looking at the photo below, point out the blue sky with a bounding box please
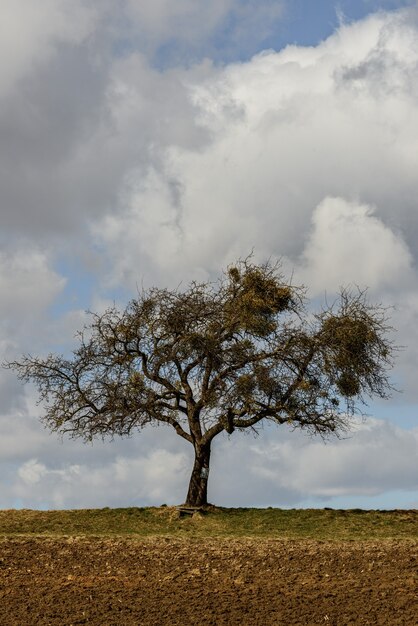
[280,0,415,45]
[240,0,415,53]
[0,0,417,510]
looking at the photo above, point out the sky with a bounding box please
[1,0,418,510]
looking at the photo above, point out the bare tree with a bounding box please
[5,258,396,507]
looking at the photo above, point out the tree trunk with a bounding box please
[185,442,211,507]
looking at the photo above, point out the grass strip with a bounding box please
[0,507,416,540]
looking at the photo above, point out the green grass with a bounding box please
[0,507,417,540]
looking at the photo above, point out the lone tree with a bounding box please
[6,258,395,507]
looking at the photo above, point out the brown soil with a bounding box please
[0,538,416,625]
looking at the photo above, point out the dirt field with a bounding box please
[0,537,416,625]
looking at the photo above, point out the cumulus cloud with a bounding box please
[247,419,418,497]
[94,8,418,290]
[2,417,417,509]
[298,196,414,294]
[0,38,212,242]
[210,418,418,506]
[0,422,191,509]
[13,448,188,509]
[0,0,287,242]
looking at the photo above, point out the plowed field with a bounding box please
[0,537,416,625]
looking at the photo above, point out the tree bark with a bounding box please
[185,442,211,507]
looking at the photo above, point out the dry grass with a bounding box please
[0,507,417,541]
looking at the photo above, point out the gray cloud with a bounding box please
[1,416,416,509]
[0,52,212,247]
[0,4,417,509]
[0,0,96,98]
[242,419,418,499]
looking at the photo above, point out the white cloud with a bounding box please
[211,418,418,505]
[297,196,414,294]
[18,459,48,485]
[9,441,190,509]
[2,416,417,509]
[95,9,418,291]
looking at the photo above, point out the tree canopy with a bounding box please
[6,258,396,507]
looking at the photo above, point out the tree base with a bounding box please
[178,502,219,513]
